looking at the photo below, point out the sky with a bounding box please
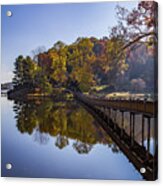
[1,1,138,83]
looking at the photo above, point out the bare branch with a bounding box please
[122,31,157,51]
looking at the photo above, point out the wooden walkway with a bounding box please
[74,92,158,181]
[75,93,157,117]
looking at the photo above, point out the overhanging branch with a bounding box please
[122,32,157,51]
[111,31,157,65]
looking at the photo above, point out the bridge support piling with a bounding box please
[114,109,117,123]
[130,112,132,140]
[107,108,111,124]
[147,117,151,156]
[131,113,135,146]
[112,109,116,130]
[102,107,105,119]
[154,116,158,160]
[133,114,135,141]
[129,112,135,146]
[142,115,145,147]
[121,111,124,137]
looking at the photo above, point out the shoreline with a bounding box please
[7,88,74,101]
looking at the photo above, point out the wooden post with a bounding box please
[113,110,116,130]
[107,108,110,123]
[144,98,147,113]
[131,113,135,146]
[103,107,106,120]
[130,112,132,139]
[142,115,144,147]
[147,117,151,155]
[114,109,117,123]
[109,107,111,118]
[133,113,135,140]
[154,116,158,160]
[105,107,108,120]
[121,111,124,137]
[102,107,105,119]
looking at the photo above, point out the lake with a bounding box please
[1,96,143,180]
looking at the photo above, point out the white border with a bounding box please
[0,0,162,186]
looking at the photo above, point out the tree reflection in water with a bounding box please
[33,128,49,145]
[13,99,120,154]
[73,141,93,154]
[55,135,69,149]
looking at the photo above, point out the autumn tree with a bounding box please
[106,1,158,91]
[67,38,96,92]
[111,1,158,53]
[48,46,68,86]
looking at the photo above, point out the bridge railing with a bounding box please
[75,93,157,117]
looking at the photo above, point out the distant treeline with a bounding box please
[12,38,155,94]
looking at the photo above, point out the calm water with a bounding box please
[1,96,143,180]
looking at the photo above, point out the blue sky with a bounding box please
[1,1,138,83]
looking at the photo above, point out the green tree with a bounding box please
[13,55,24,87]
[13,55,37,88]
[23,56,38,86]
[53,41,66,51]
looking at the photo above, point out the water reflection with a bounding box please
[2,97,143,180]
[13,99,118,154]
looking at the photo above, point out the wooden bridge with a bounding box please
[76,94,157,117]
[74,93,158,181]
